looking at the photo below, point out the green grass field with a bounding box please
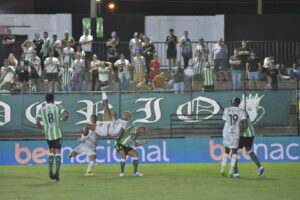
[0,163,299,200]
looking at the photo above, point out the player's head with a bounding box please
[121,111,131,121]
[136,126,147,136]
[45,93,54,103]
[90,114,98,124]
[231,97,241,107]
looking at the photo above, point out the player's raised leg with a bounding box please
[102,92,113,121]
[128,149,143,176]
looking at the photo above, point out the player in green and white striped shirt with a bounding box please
[36,93,69,181]
[201,62,215,90]
[114,126,147,177]
[233,111,264,177]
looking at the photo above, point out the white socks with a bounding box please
[87,161,95,173]
[230,154,237,171]
[102,92,107,100]
[221,153,228,170]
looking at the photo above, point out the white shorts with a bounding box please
[95,121,113,136]
[73,143,96,157]
[223,136,239,149]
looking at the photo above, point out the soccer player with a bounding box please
[233,112,264,177]
[68,115,98,176]
[220,98,247,177]
[114,126,147,177]
[36,93,69,181]
[82,92,131,138]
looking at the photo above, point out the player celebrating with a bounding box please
[233,112,264,177]
[36,93,69,181]
[115,126,147,177]
[82,92,131,138]
[68,115,98,176]
[220,98,247,177]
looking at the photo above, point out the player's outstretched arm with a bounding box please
[134,140,148,147]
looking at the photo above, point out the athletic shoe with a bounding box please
[220,169,226,176]
[233,173,240,178]
[53,172,59,182]
[67,154,72,159]
[228,170,234,178]
[257,167,264,176]
[85,172,95,176]
[134,172,143,177]
[120,173,124,177]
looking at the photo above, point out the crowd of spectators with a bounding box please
[0,28,297,93]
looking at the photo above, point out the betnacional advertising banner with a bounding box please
[0,137,299,165]
[0,91,293,132]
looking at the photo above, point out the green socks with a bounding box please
[55,154,61,174]
[48,153,54,177]
[133,158,138,174]
[249,151,261,168]
[120,159,126,173]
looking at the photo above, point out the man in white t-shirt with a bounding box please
[220,98,247,177]
[44,52,60,92]
[129,32,142,62]
[63,41,74,67]
[79,29,93,70]
[68,115,99,176]
[83,92,131,138]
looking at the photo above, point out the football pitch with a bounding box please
[1,163,299,200]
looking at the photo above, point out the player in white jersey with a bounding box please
[68,115,98,176]
[220,98,247,177]
[82,92,131,138]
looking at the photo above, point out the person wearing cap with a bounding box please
[195,38,209,61]
[61,31,75,48]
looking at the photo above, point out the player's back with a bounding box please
[222,106,246,138]
[39,103,64,140]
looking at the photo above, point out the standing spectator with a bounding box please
[29,51,42,92]
[114,54,131,91]
[129,32,142,62]
[246,51,261,89]
[229,48,243,90]
[59,62,74,92]
[90,54,100,91]
[202,62,215,91]
[63,41,74,68]
[212,38,228,81]
[180,31,192,69]
[61,31,75,48]
[166,29,178,70]
[142,36,156,77]
[191,51,205,90]
[262,54,275,80]
[106,31,120,83]
[44,52,60,92]
[16,53,30,92]
[97,61,112,91]
[51,34,62,61]
[132,51,146,89]
[41,32,52,68]
[172,61,184,93]
[7,53,18,67]
[0,59,15,91]
[0,59,9,77]
[79,29,93,70]
[21,40,36,61]
[239,40,250,80]
[266,62,279,90]
[288,64,300,80]
[2,29,16,58]
[149,54,160,82]
[72,52,85,91]
[195,38,209,61]
[152,72,166,91]
[32,33,44,60]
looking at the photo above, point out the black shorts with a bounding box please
[238,136,254,149]
[47,138,63,149]
[116,144,133,155]
[167,49,177,59]
[47,73,58,81]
